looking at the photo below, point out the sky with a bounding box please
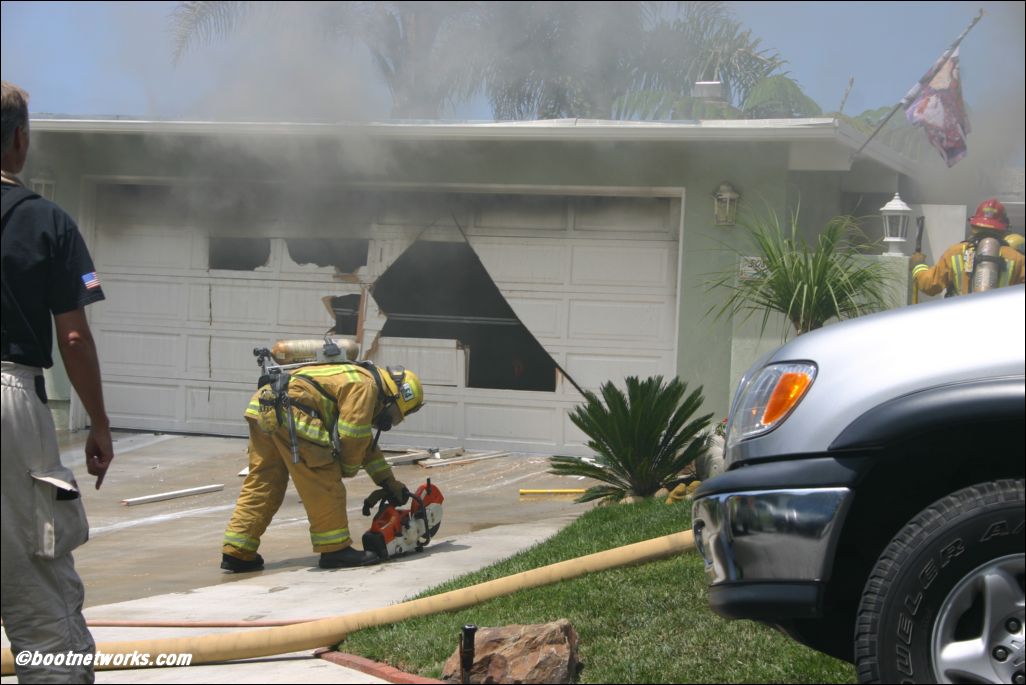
[1,1,1023,155]
[1,1,1022,120]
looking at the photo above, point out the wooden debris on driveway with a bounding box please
[420,451,510,468]
[121,484,225,506]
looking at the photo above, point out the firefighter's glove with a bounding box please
[911,252,927,267]
[362,488,389,517]
[382,477,411,506]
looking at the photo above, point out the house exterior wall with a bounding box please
[24,128,873,435]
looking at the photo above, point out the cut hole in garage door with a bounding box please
[372,241,557,391]
[209,237,271,270]
[286,239,369,273]
[329,294,361,335]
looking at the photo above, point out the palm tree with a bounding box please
[171,1,809,122]
[611,3,817,120]
[171,1,484,119]
[741,74,822,119]
[835,106,931,160]
[709,207,894,337]
[550,376,711,504]
[480,1,648,120]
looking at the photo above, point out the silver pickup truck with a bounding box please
[692,285,1025,684]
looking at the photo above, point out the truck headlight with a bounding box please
[727,362,816,447]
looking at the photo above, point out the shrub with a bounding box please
[551,376,712,503]
[710,208,893,337]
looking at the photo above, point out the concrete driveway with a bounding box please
[2,431,594,683]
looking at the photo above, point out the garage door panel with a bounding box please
[567,298,674,344]
[390,398,460,440]
[187,334,266,383]
[94,226,194,271]
[371,338,466,387]
[574,197,672,234]
[275,286,339,329]
[185,384,252,431]
[564,351,673,392]
[207,284,277,327]
[474,242,567,285]
[465,402,556,445]
[570,244,674,289]
[474,196,567,231]
[97,329,183,378]
[93,278,188,325]
[105,380,180,423]
[503,296,564,340]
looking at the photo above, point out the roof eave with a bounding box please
[28,116,915,174]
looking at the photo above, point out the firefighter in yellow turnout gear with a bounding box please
[911,198,1025,297]
[221,363,424,571]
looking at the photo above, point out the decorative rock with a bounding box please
[440,620,579,684]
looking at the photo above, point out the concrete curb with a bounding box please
[314,648,446,684]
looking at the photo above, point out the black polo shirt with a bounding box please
[1,182,105,368]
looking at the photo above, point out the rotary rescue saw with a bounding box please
[361,479,444,560]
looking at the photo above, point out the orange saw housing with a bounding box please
[362,481,444,560]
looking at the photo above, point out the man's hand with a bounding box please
[382,477,410,506]
[911,252,927,267]
[85,425,114,489]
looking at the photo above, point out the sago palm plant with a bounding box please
[710,208,893,337]
[551,376,712,503]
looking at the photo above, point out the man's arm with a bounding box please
[54,308,113,489]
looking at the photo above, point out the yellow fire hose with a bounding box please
[1,530,694,674]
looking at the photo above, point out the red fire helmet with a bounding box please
[969,198,1010,230]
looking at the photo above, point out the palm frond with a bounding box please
[170,1,257,64]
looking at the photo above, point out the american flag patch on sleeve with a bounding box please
[82,272,101,290]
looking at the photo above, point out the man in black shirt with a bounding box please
[2,80,113,684]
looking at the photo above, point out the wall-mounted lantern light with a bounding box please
[880,192,912,256]
[713,182,741,226]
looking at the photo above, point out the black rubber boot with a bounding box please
[319,546,381,569]
[220,553,264,572]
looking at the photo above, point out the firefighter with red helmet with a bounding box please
[911,198,1025,296]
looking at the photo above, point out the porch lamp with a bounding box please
[880,193,912,256]
[714,182,741,226]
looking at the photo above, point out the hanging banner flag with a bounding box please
[902,47,970,167]
[851,11,981,165]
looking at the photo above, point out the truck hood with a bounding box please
[734,286,1025,461]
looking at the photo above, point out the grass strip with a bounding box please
[341,498,855,683]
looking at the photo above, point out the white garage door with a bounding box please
[88,185,681,456]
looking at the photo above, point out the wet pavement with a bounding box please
[4,428,594,683]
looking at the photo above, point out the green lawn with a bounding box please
[341,498,856,684]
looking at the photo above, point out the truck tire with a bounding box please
[855,479,1024,684]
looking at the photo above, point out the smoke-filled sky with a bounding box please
[1,1,1021,118]
[1,0,1023,167]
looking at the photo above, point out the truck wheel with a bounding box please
[855,479,1024,684]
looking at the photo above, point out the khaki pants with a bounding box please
[1,362,95,684]
[223,419,352,560]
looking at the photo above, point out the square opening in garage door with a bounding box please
[372,240,558,392]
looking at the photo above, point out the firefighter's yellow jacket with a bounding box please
[913,241,1025,296]
[244,363,394,484]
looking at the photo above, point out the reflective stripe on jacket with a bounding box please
[243,363,395,484]
[913,242,1025,296]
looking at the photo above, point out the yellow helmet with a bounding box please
[378,366,424,428]
[1006,233,1024,254]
